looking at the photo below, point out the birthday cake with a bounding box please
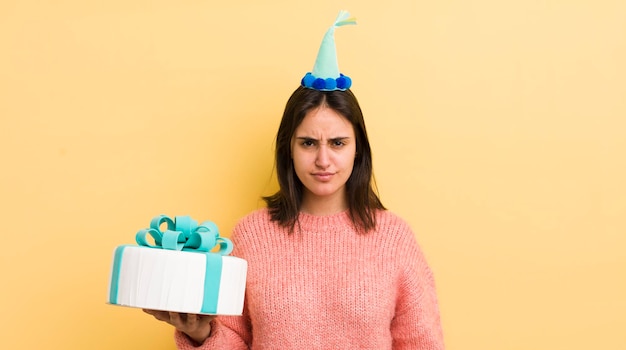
[107,215,247,315]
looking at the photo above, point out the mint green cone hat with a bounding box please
[301,10,356,91]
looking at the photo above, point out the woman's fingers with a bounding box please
[143,309,212,328]
[169,312,191,328]
[143,309,215,344]
[186,313,199,327]
[143,309,170,322]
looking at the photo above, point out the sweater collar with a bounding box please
[296,210,352,233]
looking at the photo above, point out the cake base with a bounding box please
[108,245,247,315]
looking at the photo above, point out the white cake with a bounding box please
[107,215,247,315]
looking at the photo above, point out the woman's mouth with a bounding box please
[312,172,334,181]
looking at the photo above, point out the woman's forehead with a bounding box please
[294,111,354,139]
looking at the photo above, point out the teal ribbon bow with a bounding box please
[135,215,233,255]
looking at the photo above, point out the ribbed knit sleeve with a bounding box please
[379,213,445,349]
[174,317,248,349]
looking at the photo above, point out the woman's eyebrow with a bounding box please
[295,135,350,140]
[294,136,352,143]
[295,136,317,141]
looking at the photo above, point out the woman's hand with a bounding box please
[143,309,216,345]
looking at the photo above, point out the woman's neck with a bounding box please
[300,191,348,216]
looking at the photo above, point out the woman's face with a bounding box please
[291,106,356,213]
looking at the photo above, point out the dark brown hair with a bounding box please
[263,86,385,233]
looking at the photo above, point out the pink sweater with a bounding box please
[175,209,444,349]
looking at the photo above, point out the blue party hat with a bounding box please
[301,10,356,91]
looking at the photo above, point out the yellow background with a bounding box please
[1,0,624,349]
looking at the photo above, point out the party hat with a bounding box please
[301,10,356,91]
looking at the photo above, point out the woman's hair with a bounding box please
[263,86,385,233]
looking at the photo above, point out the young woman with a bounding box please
[144,86,445,349]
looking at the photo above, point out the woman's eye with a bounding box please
[302,140,314,147]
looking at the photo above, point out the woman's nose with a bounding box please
[315,146,330,168]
